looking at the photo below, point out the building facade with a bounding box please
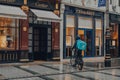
[60,0,120,60]
[0,0,61,62]
[63,5,104,58]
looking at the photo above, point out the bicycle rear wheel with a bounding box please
[70,50,76,66]
[78,59,83,70]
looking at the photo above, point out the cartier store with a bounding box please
[0,0,61,63]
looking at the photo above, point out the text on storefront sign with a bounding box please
[76,9,95,16]
[35,3,48,8]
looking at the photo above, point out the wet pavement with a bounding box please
[0,59,120,80]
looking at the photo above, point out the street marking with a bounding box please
[14,66,54,80]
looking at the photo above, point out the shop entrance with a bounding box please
[33,26,52,60]
[78,29,94,57]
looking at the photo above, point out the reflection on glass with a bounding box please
[66,36,72,46]
[66,27,74,58]
[66,27,74,46]
[66,15,75,58]
[95,19,102,56]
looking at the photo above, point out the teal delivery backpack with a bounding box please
[76,40,87,50]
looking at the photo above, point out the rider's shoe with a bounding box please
[79,67,82,70]
[72,64,76,67]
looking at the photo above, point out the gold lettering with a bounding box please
[35,3,48,8]
[76,9,94,16]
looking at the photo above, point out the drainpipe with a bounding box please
[20,0,29,62]
[60,3,65,62]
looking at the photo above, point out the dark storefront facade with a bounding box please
[0,0,61,62]
[63,5,104,58]
[109,14,120,58]
[28,0,61,61]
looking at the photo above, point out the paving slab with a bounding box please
[19,65,59,75]
[0,66,33,79]
[9,77,44,80]
[0,61,120,80]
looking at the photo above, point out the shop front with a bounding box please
[63,6,104,58]
[0,0,61,62]
[28,0,61,61]
[0,4,27,62]
[109,14,120,58]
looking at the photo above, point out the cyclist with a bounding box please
[72,35,83,68]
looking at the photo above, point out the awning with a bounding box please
[31,9,61,22]
[0,5,27,19]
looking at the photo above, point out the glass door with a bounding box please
[78,29,93,57]
[33,27,48,60]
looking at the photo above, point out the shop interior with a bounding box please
[0,17,19,50]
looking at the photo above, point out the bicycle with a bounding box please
[70,49,84,70]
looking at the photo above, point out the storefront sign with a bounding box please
[98,0,106,7]
[28,0,50,9]
[35,2,48,8]
[110,14,120,22]
[76,9,95,16]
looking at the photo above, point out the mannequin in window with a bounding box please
[6,35,12,48]
[6,28,13,48]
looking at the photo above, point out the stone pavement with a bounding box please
[0,60,120,80]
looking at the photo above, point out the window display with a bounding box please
[66,27,74,46]
[66,15,75,46]
[66,35,72,46]
[66,15,75,58]
[110,23,118,57]
[0,17,19,50]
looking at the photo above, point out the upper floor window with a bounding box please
[110,0,112,4]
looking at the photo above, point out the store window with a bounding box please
[95,19,102,56]
[0,17,19,50]
[110,23,118,57]
[66,15,75,58]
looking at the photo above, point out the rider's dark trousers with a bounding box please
[74,49,83,65]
